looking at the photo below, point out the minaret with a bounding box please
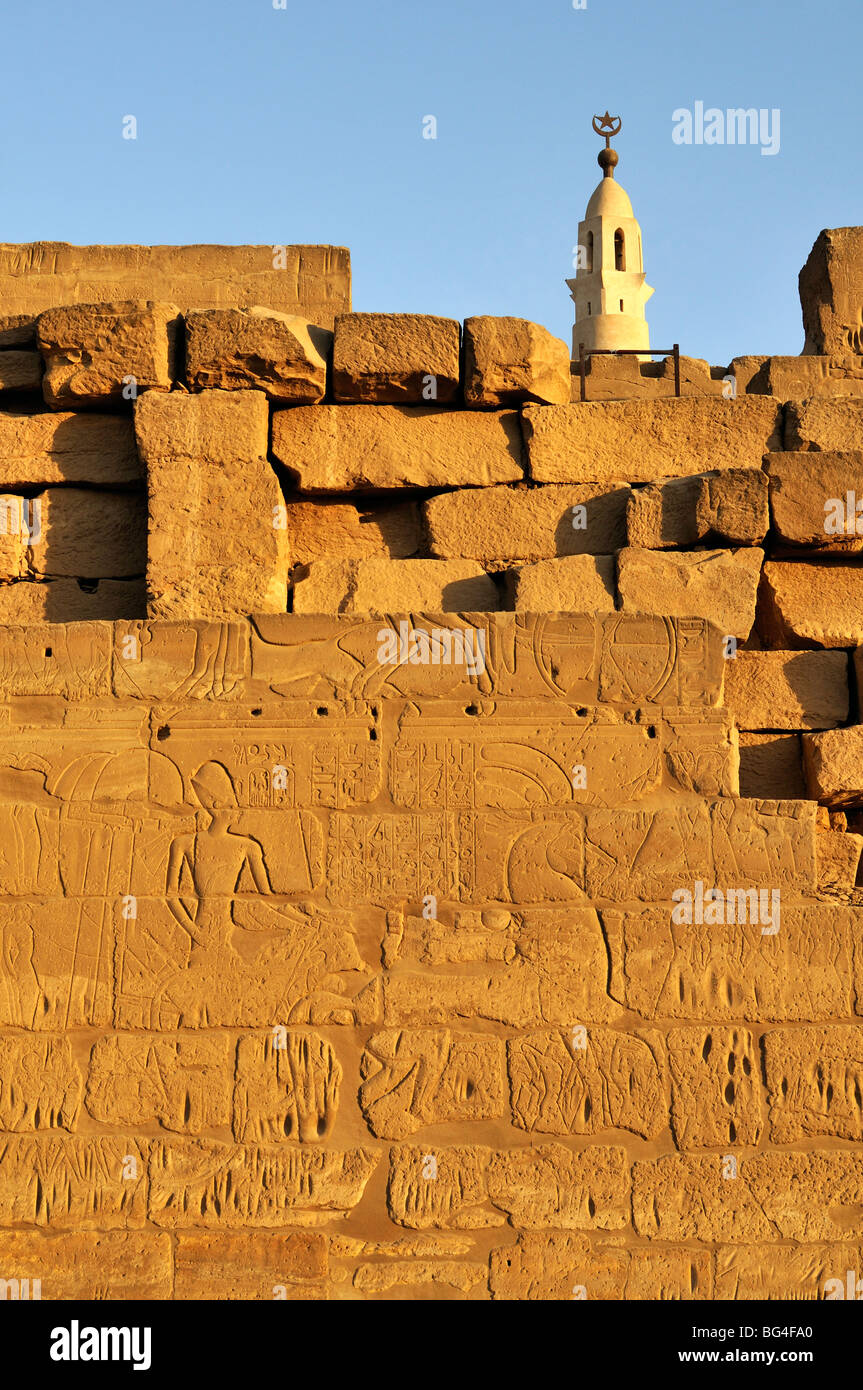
[567,113,654,357]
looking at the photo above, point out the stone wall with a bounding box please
[0,242,861,1301]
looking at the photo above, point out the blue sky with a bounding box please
[1,0,860,365]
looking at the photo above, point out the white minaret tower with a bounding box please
[567,112,654,357]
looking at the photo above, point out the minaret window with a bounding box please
[586,231,594,272]
[587,302,591,315]
[619,299,624,311]
[614,229,626,271]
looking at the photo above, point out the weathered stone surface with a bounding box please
[490,1232,712,1300]
[626,471,768,548]
[715,1242,863,1300]
[463,317,571,406]
[85,1035,232,1133]
[233,1032,341,1143]
[332,313,459,403]
[0,350,41,392]
[524,398,782,483]
[667,1027,762,1148]
[292,557,500,614]
[0,1037,80,1130]
[0,1137,147,1227]
[803,726,863,807]
[617,547,763,638]
[604,902,851,1022]
[759,561,863,648]
[186,308,331,402]
[633,1151,863,1242]
[37,301,178,408]
[282,498,420,566]
[0,411,140,488]
[784,398,863,451]
[0,1232,172,1300]
[737,731,805,799]
[0,314,37,348]
[507,1028,665,1138]
[425,483,629,561]
[816,823,863,894]
[136,389,288,618]
[0,243,351,328]
[360,1030,506,1138]
[0,496,30,578]
[695,469,769,544]
[174,1232,328,1299]
[511,555,616,612]
[149,1141,378,1226]
[575,354,725,403]
[0,577,145,622]
[387,1143,629,1231]
[800,227,863,363]
[766,451,863,550]
[723,650,849,730]
[272,405,523,491]
[765,356,863,399]
[765,1027,863,1141]
[29,489,147,578]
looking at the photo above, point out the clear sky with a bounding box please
[1,0,860,365]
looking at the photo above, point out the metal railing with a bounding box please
[574,343,680,401]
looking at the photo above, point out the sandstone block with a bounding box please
[759,561,863,648]
[175,1232,327,1300]
[715,1242,863,1301]
[283,498,421,566]
[766,355,863,399]
[617,547,763,639]
[766,451,863,551]
[332,313,459,403]
[0,1136,147,1227]
[723,650,849,730]
[135,389,288,618]
[802,726,863,807]
[186,308,331,402]
[0,243,351,328]
[0,314,37,348]
[633,1151,863,1242]
[511,554,616,611]
[0,1232,172,1300]
[0,578,145,622]
[86,1035,232,1133]
[0,496,31,578]
[37,300,178,408]
[0,350,41,392]
[765,1027,863,1140]
[728,355,770,393]
[816,826,863,893]
[148,1140,378,1226]
[507,1028,665,1139]
[292,557,499,614]
[737,732,805,799]
[667,1027,762,1148]
[784,398,863,450]
[604,901,845,1022]
[524,398,782,483]
[360,1029,506,1138]
[489,1232,712,1301]
[0,1037,80,1131]
[626,471,768,548]
[233,1032,341,1143]
[272,404,523,491]
[0,412,140,488]
[28,489,146,579]
[425,483,629,562]
[463,316,571,406]
[799,227,863,363]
